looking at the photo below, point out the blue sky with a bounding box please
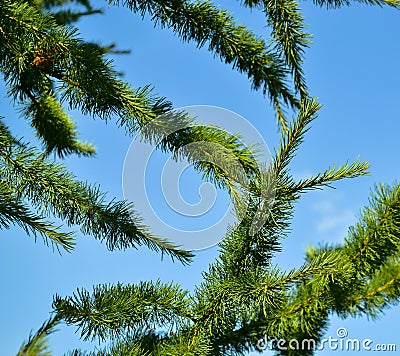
[1,1,400,354]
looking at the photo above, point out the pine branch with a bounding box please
[248,249,341,300]
[0,181,76,253]
[155,329,212,356]
[25,92,96,158]
[215,100,322,276]
[8,1,400,355]
[186,100,324,342]
[17,316,59,356]
[91,329,161,356]
[53,281,192,341]
[243,0,311,99]
[346,256,400,318]
[1,1,261,202]
[274,98,321,175]
[63,328,211,356]
[246,182,400,352]
[311,0,400,9]
[0,123,193,263]
[210,100,322,272]
[112,0,298,118]
[168,100,373,354]
[52,9,103,25]
[193,251,338,341]
[190,251,345,355]
[248,181,400,353]
[28,0,105,24]
[345,182,400,276]
[292,160,370,193]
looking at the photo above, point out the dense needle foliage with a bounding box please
[2,0,398,355]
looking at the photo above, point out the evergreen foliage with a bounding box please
[3,0,399,355]
[16,317,59,356]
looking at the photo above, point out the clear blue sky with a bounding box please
[1,1,400,354]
